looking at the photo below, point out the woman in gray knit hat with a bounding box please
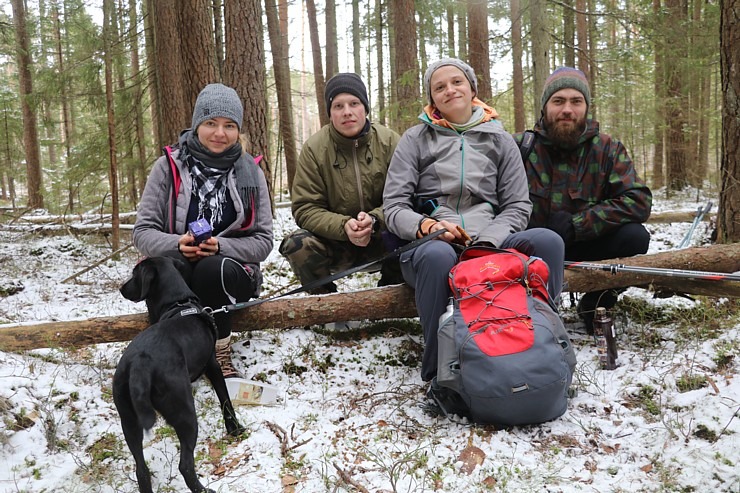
[132,83,273,378]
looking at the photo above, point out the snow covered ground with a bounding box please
[0,187,738,493]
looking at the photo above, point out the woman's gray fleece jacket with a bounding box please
[383,117,532,247]
[133,147,273,265]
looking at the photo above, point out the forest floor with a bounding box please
[0,186,738,493]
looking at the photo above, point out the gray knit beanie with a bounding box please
[424,58,478,104]
[324,73,370,116]
[191,83,243,131]
[541,67,591,110]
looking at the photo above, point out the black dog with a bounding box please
[113,256,244,493]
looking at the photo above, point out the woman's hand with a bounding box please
[420,219,462,244]
[178,233,219,261]
[178,233,199,261]
[195,237,220,257]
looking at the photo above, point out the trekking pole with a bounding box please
[677,201,712,249]
[207,228,449,314]
[564,261,740,282]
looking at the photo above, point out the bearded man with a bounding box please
[514,67,652,332]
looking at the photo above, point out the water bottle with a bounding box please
[593,307,617,370]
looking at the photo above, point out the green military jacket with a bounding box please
[291,121,401,241]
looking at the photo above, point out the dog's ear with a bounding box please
[120,259,156,302]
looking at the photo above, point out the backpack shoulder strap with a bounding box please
[518,130,536,163]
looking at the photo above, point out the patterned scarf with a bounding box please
[178,129,261,230]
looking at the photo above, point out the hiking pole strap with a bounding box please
[221,228,448,313]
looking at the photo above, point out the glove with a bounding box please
[546,211,576,246]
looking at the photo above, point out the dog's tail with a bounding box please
[129,362,156,430]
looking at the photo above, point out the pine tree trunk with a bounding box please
[103,0,120,251]
[325,0,338,78]
[265,0,298,191]
[375,0,386,125]
[651,0,665,189]
[11,0,44,209]
[391,0,419,133]
[510,0,525,132]
[129,0,148,201]
[223,0,273,201]
[530,0,549,113]
[575,0,589,79]
[718,0,740,242]
[143,0,163,149]
[446,5,455,58]
[467,0,491,101]
[305,0,328,127]
[457,8,467,60]
[352,0,361,74]
[664,0,688,191]
[52,5,74,212]
[180,0,217,110]
[152,0,189,146]
[563,0,575,67]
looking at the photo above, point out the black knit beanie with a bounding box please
[324,73,370,116]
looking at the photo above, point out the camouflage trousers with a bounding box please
[279,228,403,294]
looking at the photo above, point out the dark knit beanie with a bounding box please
[324,73,370,116]
[423,58,478,104]
[191,83,243,131]
[541,67,591,109]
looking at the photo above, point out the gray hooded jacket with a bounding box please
[383,116,532,247]
[133,147,273,265]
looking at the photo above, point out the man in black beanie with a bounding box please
[280,73,403,305]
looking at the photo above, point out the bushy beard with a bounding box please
[544,113,587,149]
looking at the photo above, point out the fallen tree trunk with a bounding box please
[0,287,416,352]
[1,243,738,352]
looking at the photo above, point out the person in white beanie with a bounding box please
[383,58,565,414]
[133,83,273,378]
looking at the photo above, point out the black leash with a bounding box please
[207,228,447,314]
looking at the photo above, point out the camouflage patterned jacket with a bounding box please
[291,121,400,241]
[514,118,652,241]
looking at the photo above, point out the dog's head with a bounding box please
[120,256,192,302]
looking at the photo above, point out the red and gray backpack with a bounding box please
[437,246,577,426]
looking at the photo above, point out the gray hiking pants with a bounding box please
[399,227,564,382]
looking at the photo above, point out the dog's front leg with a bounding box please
[205,356,245,437]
